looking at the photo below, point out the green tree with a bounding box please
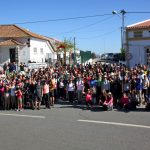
[91,52,96,59]
[120,48,125,61]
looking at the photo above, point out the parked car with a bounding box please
[101,53,114,60]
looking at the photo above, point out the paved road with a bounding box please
[0,103,150,150]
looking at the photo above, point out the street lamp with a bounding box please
[112,9,126,50]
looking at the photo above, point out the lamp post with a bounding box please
[73,37,76,65]
[112,9,126,50]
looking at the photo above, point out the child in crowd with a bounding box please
[85,89,93,109]
[15,88,23,111]
[118,92,130,110]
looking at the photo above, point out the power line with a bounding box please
[127,12,150,14]
[51,15,114,36]
[13,13,113,25]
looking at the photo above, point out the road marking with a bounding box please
[77,119,150,129]
[0,113,45,119]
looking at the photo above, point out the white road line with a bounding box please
[0,113,45,119]
[77,119,150,129]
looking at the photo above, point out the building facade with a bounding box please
[0,25,57,65]
[126,19,150,67]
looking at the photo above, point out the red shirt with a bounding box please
[16,90,22,99]
[121,97,129,105]
[86,93,92,102]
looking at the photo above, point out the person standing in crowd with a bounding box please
[4,83,10,110]
[0,81,5,110]
[49,77,56,106]
[15,88,23,111]
[59,78,65,100]
[67,79,75,103]
[20,62,25,72]
[76,75,84,104]
[122,77,131,95]
[28,78,36,109]
[142,74,149,104]
[96,74,102,104]
[9,62,16,73]
[90,76,97,104]
[35,80,43,110]
[101,75,110,93]
[10,81,17,110]
[43,81,50,109]
[135,74,143,105]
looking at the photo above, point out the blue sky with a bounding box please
[0,0,150,54]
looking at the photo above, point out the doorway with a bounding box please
[9,48,16,63]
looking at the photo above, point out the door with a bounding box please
[9,48,16,63]
[146,48,150,67]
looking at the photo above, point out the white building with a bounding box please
[0,25,57,65]
[125,19,150,67]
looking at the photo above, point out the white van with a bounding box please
[28,63,47,70]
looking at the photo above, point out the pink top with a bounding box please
[0,86,4,94]
[43,84,49,94]
[16,90,22,99]
[104,97,113,106]
[86,94,92,102]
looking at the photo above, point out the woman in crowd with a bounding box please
[101,92,113,111]
[118,92,130,110]
[43,81,50,109]
[15,88,23,111]
[76,75,84,104]
[10,81,17,109]
[59,78,65,100]
[49,77,56,106]
[67,79,75,103]
[85,89,93,110]
[99,89,107,106]
[4,83,10,110]
[35,80,43,110]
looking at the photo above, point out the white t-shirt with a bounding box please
[68,83,74,91]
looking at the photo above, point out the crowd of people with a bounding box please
[0,62,150,111]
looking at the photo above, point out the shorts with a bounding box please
[49,90,55,97]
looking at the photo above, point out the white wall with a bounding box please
[0,37,56,65]
[128,30,150,38]
[0,47,11,65]
[30,38,55,63]
[19,46,30,64]
[143,30,150,37]
[128,40,150,67]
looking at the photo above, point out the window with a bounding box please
[146,48,150,66]
[40,48,44,54]
[33,48,37,55]
[134,31,143,38]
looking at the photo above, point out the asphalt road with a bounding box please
[0,102,150,150]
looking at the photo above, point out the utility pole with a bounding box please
[120,9,126,50]
[74,37,76,65]
[112,9,126,50]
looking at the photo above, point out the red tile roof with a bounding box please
[0,39,25,46]
[127,19,150,30]
[0,25,49,40]
[0,24,59,51]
